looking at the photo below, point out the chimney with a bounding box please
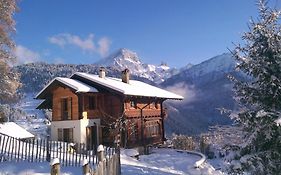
[122,69,130,83]
[99,67,106,78]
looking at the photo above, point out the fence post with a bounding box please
[46,137,50,162]
[82,159,90,175]
[115,133,121,175]
[97,145,105,175]
[97,145,105,162]
[50,158,60,175]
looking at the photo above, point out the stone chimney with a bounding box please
[99,67,106,78]
[122,69,130,83]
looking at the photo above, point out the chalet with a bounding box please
[35,68,183,148]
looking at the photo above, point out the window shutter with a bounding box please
[58,128,63,141]
[69,128,74,143]
[68,97,72,119]
[60,99,63,120]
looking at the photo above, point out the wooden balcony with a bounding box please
[125,109,161,118]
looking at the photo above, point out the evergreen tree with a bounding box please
[0,0,20,121]
[228,0,281,174]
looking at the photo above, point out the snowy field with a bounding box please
[13,93,49,139]
[0,161,79,175]
[121,148,222,175]
[0,148,222,175]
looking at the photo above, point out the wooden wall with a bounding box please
[123,98,163,147]
[80,93,122,146]
[124,98,161,117]
[81,93,122,120]
[51,85,164,147]
[52,88,122,123]
[52,87,79,121]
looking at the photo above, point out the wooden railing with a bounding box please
[125,109,161,118]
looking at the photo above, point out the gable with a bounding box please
[36,77,98,99]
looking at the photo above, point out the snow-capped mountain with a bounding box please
[96,48,143,71]
[96,48,178,83]
[162,53,237,135]
[177,53,235,80]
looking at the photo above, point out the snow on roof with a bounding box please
[74,72,184,100]
[0,122,34,139]
[56,77,98,93]
[36,77,98,99]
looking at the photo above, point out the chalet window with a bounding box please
[58,128,74,143]
[145,122,160,138]
[89,96,97,110]
[61,97,72,120]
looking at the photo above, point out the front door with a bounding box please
[86,125,98,150]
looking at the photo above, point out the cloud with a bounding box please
[165,82,198,104]
[48,36,66,47]
[48,33,111,57]
[14,45,41,65]
[97,37,111,57]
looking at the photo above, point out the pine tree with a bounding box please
[0,0,20,122]
[228,0,281,174]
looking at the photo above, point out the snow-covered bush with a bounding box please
[199,134,216,159]
[171,134,195,151]
[0,104,26,122]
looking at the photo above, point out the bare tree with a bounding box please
[0,0,20,121]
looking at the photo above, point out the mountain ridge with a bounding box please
[162,53,236,135]
[96,48,178,83]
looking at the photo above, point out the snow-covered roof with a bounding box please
[36,77,98,99]
[55,77,98,93]
[73,72,184,100]
[0,122,34,139]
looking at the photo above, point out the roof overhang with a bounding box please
[36,99,52,109]
[35,77,98,99]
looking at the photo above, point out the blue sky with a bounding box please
[13,0,280,67]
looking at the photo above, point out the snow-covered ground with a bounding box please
[0,161,80,175]
[13,93,49,139]
[0,148,222,175]
[121,148,222,175]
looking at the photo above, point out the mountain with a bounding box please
[96,48,142,71]
[96,48,178,83]
[15,48,178,93]
[162,53,237,135]
[14,63,118,93]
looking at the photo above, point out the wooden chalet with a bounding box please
[36,68,183,148]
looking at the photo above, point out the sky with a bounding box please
[14,0,281,68]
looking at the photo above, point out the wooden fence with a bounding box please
[94,147,120,175]
[0,133,119,169]
[49,145,121,175]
